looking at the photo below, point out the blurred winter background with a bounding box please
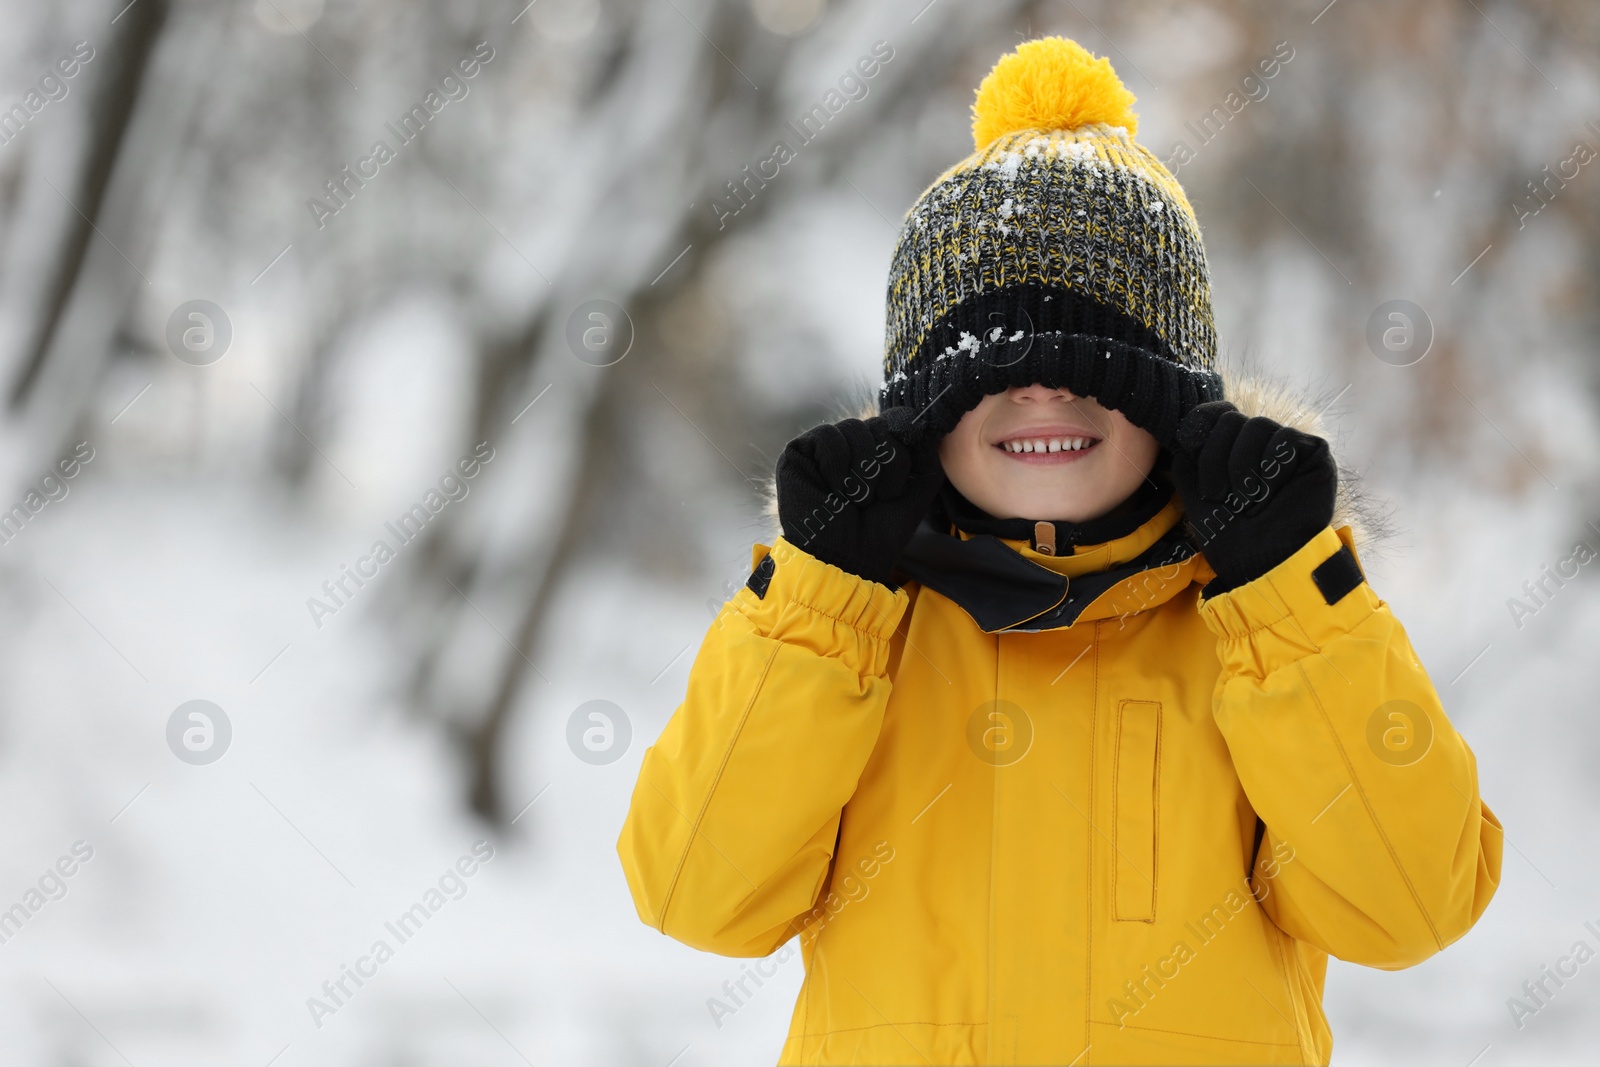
[0,0,1595,1063]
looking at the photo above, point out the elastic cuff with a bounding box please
[736,536,909,642]
[1198,525,1380,677]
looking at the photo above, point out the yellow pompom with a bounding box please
[971,36,1138,149]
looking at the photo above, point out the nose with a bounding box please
[1008,383,1076,402]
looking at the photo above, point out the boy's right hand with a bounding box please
[776,407,946,588]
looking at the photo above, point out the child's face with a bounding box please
[936,383,1160,523]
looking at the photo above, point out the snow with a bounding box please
[983,150,1025,183]
[0,473,806,1065]
[1,3,1594,1063]
[1318,475,1600,1066]
[5,424,1597,1066]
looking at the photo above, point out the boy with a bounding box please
[620,37,1502,1066]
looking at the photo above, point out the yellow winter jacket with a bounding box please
[618,391,1503,1066]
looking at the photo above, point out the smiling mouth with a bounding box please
[995,435,1099,455]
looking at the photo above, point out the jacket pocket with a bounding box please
[1113,699,1161,921]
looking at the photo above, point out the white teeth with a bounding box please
[1001,436,1096,453]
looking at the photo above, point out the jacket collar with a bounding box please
[895,481,1210,633]
[930,458,1175,558]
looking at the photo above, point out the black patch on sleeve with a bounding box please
[1310,543,1364,606]
[746,554,776,599]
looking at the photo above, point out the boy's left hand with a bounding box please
[1170,400,1338,595]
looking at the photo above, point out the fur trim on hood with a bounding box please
[757,363,1395,562]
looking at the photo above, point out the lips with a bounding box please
[991,427,1103,462]
[985,428,1100,447]
[996,435,1098,454]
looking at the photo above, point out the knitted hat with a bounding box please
[879,37,1224,448]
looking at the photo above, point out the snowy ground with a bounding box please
[0,459,1595,1066]
[0,472,800,1066]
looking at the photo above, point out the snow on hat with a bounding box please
[880,36,1224,447]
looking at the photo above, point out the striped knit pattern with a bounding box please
[880,123,1224,446]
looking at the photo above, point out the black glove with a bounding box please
[776,407,946,588]
[1170,400,1338,596]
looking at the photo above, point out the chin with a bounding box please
[1040,501,1102,523]
[995,484,1093,522]
[1021,482,1136,523]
